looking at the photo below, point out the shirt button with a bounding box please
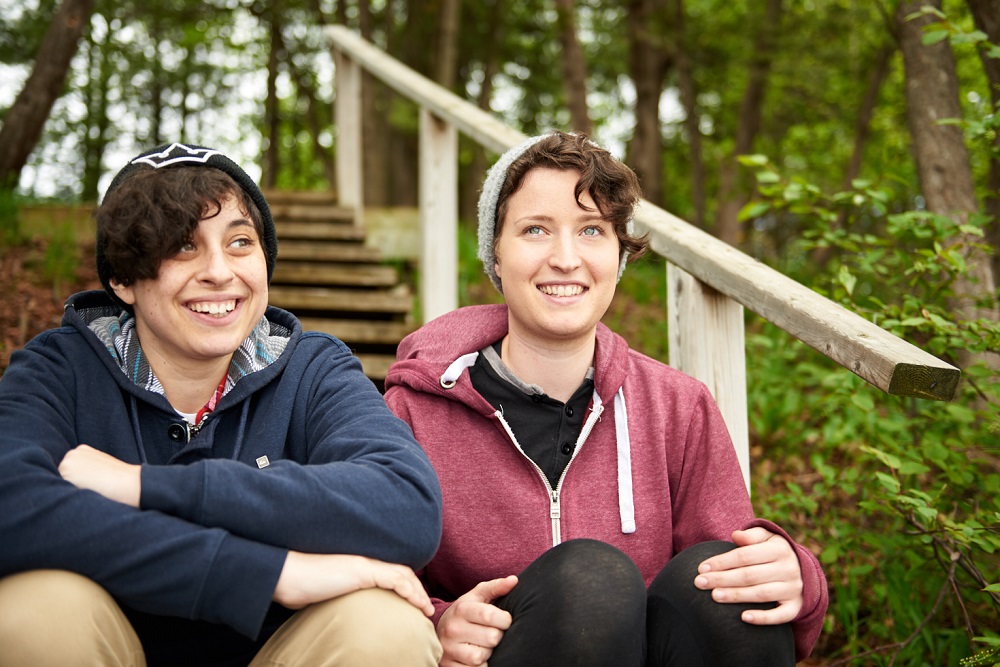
[561,443,573,455]
[565,405,574,417]
[532,394,543,403]
[167,423,187,442]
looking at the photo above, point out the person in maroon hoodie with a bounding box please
[384,130,828,667]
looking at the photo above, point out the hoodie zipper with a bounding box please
[495,400,605,547]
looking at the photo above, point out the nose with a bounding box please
[549,233,582,272]
[197,247,236,285]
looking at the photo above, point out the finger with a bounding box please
[471,575,518,604]
[445,617,505,649]
[451,598,512,631]
[732,527,775,546]
[741,599,802,626]
[443,640,493,667]
[696,557,800,591]
[698,537,789,575]
[391,574,433,616]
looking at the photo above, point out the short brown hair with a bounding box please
[493,131,647,261]
[96,166,263,288]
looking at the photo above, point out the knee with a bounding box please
[302,589,441,666]
[0,570,143,666]
[529,539,645,597]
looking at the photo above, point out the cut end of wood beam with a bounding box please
[886,363,961,401]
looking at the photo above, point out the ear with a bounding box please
[110,280,137,306]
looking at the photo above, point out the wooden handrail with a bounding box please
[325,24,960,487]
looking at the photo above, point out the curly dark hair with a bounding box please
[95,166,263,287]
[493,131,648,261]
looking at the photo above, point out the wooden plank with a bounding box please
[333,49,363,223]
[354,353,395,380]
[419,109,459,321]
[277,241,384,262]
[274,221,365,241]
[298,318,415,344]
[272,262,398,287]
[262,190,339,205]
[636,202,960,401]
[270,205,356,223]
[668,264,750,490]
[269,286,412,313]
[327,25,525,157]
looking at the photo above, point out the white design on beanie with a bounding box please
[131,143,224,169]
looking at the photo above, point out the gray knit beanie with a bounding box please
[96,142,277,303]
[476,132,633,294]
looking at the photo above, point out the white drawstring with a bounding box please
[614,387,636,534]
[440,352,479,388]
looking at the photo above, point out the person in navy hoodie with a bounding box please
[0,143,443,667]
[385,131,828,667]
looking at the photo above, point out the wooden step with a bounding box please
[298,318,414,344]
[272,262,399,287]
[263,190,339,205]
[270,204,355,223]
[274,221,365,242]
[269,286,412,314]
[354,353,396,381]
[278,241,385,262]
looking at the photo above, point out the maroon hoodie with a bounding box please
[385,304,828,661]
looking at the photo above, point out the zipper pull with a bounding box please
[549,490,560,519]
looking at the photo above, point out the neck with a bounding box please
[501,328,596,403]
[144,349,231,413]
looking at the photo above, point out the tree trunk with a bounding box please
[714,0,782,246]
[967,0,1000,283]
[626,0,670,206]
[897,0,999,370]
[461,0,504,222]
[0,0,96,189]
[81,29,111,202]
[436,0,461,89]
[263,8,282,189]
[811,39,896,267]
[554,0,591,134]
[670,0,704,228]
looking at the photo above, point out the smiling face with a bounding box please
[112,195,268,372]
[494,167,621,348]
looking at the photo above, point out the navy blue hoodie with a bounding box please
[0,290,442,662]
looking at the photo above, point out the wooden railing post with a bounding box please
[668,263,750,491]
[333,49,363,225]
[418,109,458,321]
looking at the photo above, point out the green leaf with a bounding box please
[838,265,857,297]
[739,201,771,222]
[921,30,950,46]
[755,171,780,184]
[737,154,770,167]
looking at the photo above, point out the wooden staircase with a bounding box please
[264,190,415,387]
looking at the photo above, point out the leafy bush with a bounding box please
[740,156,1000,665]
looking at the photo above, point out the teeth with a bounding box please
[539,285,584,297]
[190,300,237,315]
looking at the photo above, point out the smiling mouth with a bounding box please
[188,300,238,317]
[538,284,585,297]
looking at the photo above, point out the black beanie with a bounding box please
[95,143,278,300]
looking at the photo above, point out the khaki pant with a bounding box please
[0,570,442,667]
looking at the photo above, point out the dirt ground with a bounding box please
[0,238,101,375]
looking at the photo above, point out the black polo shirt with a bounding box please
[469,342,594,489]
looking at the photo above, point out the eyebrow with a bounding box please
[226,218,255,231]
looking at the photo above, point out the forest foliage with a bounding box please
[1,0,999,664]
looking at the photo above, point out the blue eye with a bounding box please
[526,225,543,235]
[582,226,602,236]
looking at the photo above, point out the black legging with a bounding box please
[488,539,795,667]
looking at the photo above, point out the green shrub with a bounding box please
[741,157,999,665]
